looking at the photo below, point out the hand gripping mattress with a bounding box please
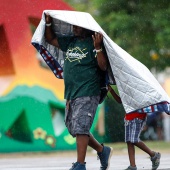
[31,10,170,114]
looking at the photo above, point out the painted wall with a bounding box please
[0,0,82,152]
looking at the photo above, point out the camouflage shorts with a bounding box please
[65,96,100,137]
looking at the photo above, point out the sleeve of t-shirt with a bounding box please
[57,36,73,52]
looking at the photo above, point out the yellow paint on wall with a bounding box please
[1,31,65,101]
[164,78,170,97]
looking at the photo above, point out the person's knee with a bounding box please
[76,134,89,137]
[126,141,138,145]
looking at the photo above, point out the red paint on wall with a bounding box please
[0,0,73,99]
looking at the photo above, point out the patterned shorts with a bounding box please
[65,96,100,137]
[124,118,146,143]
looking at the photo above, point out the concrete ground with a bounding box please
[0,151,170,170]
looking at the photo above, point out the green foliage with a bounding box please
[104,97,125,143]
[95,0,170,71]
[64,0,170,71]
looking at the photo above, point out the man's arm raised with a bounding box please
[92,32,108,71]
[45,13,60,48]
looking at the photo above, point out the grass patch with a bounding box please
[0,141,169,158]
[105,141,170,154]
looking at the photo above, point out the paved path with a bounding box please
[0,152,170,170]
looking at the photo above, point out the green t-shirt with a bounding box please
[58,36,101,100]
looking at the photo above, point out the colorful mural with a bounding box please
[0,0,73,97]
[0,0,105,152]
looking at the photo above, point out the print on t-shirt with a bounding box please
[65,47,88,62]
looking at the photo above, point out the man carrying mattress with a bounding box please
[44,13,113,170]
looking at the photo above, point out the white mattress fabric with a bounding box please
[31,10,170,114]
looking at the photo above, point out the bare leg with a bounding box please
[88,133,103,153]
[127,142,136,167]
[76,133,103,163]
[134,141,155,157]
[76,134,89,163]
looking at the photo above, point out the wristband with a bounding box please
[96,48,102,53]
[46,23,52,26]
